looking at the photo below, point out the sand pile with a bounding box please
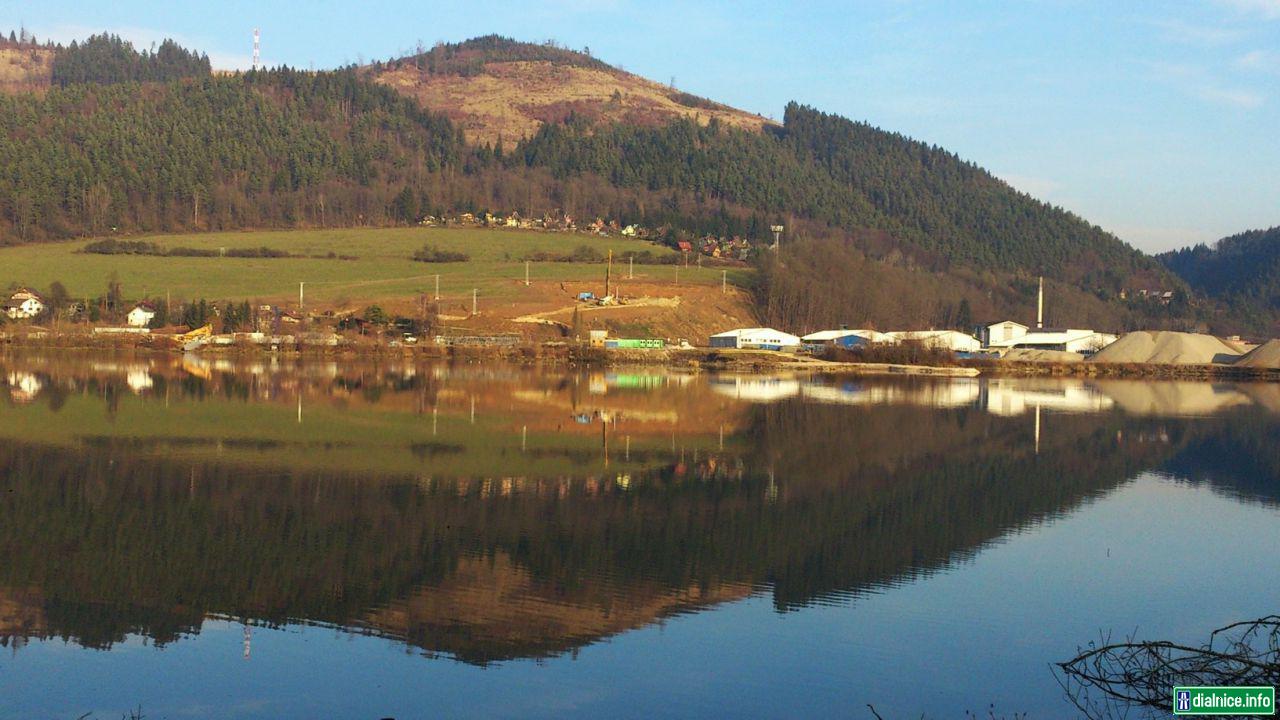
[1088,331,1242,365]
[1001,348,1084,363]
[1234,339,1280,369]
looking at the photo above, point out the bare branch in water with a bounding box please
[1056,616,1280,719]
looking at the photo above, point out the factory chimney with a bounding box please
[1036,276,1044,329]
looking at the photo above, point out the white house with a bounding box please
[884,330,982,353]
[988,328,1117,354]
[127,303,158,328]
[709,327,801,350]
[4,290,45,320]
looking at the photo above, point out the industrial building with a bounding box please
[709,328,802,350]
[981,277,1118,355]
[884,330,982,353]
[984,326,1118,354]
[801,329,889,349]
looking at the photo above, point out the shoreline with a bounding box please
[4,333,1279,381]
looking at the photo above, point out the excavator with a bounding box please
[175,324,213,351]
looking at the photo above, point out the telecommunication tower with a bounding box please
[252,29,260,71]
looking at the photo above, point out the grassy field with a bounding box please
[1,226,750,306]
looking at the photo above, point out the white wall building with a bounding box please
[987,328,1117,354]
[884,330,982,353]
[4,290,45,320]
[127,304,158,328]
[709,328,801,350]
[801,329,890,346]
[982,321,1029,346]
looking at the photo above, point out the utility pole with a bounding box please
[525,260,530,287]
[434,274,440,300]
[722,270,727,294]
[299,281,304,310]
[675,264,680,286]
[472,288,477,316]
[605,249,612,297]
[629,255,633,280]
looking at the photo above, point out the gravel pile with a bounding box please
[1088,331,1242,365]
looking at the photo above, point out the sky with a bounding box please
[6,0,1278,253]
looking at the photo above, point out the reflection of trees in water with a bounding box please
[0,401,1272,663]
[1157,414,1280,506]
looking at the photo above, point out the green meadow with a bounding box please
[0,226,748,305]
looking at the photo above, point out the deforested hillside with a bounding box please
[366,35,770,146]
[0,35,55,94]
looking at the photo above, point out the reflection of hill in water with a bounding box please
[1157,416,1280,507]
[3,354,1279,662]
[0,393,1214,664]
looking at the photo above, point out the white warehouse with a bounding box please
[709,328,802,350]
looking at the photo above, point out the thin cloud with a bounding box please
[1216,0,1280,20]
[1145,60,1265,108]
[1236,49,1280,73]
[1148,17,1245,46]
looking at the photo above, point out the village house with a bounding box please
[127,302,157,328]
[4,289,45,320]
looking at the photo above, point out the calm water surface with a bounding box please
[1,351,1278,718]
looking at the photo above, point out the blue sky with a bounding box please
[6,0,1278,253]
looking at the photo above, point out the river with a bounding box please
[1,351,1278,718]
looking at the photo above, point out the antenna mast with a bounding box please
[252,28,260,71]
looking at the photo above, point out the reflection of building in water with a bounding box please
[126,369,154,394]
[6,372,42,403]
[710,376,803,403]
[800,379,981,409]
[984,380,1115,416]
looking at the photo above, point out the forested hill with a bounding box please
[1159,227,1280,329]
[0,32,1199,331]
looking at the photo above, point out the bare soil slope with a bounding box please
[0,44,54,94]
[371,56,770,146]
